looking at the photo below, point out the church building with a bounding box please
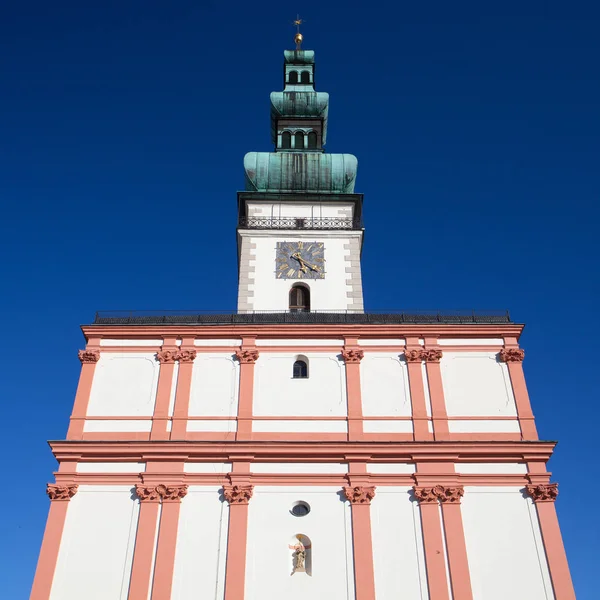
[30,33,575,600]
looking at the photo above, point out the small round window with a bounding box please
[291,501,311,517]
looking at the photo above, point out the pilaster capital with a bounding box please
[343,485,376,504]
[176,349,197,363]
[47,484,78,501]
[499,348,525,363]
[404,349,443,363]
[413,485,464,504]
[526,483,558,503]
[135,484,188,503]
[235,349,260,364]
[156,350,178,364]
[422,349,443,363]
[78,349,100,364]
[404,349,424,363]
[341,349,364,364]
[223,484,254,504]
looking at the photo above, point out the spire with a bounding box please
[293,15,304,50]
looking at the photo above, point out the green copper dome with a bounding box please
[244,152,357,194]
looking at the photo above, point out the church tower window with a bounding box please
[289,284,310,312]
[307,131,317,149]
[300,71,310,84]
[294,131,305,149]
[281,131,291,149]
[289,70,298,84]
[293,357,309,379]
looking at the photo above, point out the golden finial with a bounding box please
[293,14,305,49]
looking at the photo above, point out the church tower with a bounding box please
[238,45,363,313]
[30,34,576,600]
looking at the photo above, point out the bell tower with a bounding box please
[237,34,364,314]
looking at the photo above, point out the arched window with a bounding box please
[300,71,310,84]
[289,71,298,84]
[281,131,291,149]
[307,131,317,149]
[293,358,308,379]
[289,284,310,312]
[294,131,304,150]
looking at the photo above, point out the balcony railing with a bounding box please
[238,216,362,230]
[92,310,512,326]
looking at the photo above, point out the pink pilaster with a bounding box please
[151,337,178,441]
[404,337,433,441]
[170,340,197,440]
[342,341,364,441]
[235,340,259,441]
[30,485,78,600]
[67,340,100,439]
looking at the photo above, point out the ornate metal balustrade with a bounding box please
[238,216,362,230]
[93,310,512,326]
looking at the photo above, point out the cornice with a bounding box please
[49,440,556,463]
[82,323,525,341]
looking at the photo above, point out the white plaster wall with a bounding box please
[448,419,521,433]
[186,420,237,433]
[194,338,243,346]
[83,419,152,432]
[87,353,159,417]
[441,352,517,417]
[437,338,504,346]
[256,338,344,346]
[50,486,138,600]
[246,201,355,219]
[243,231,362,312]
[363,420,413,433]
[76,462,145,473]
[250,463,348,473]
[461,487,554,600]
[99,339,163,346]
[245,486,355,600]
[171,486,229,600]
[358,339,405,346]
[252,420,347,433]
[370,487,428,600]
[455,463,527,474]
[360,354,411,416]
[253,353,346,417]
[188,353,240,417]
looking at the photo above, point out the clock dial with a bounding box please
[275,241,325,279]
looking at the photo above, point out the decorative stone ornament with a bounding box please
[135,484,188,502]
[526,484,558,503]
[343,485,376,504]
[403,349,443,363]
[499,348,525,363]
[47,484,78,501]
[223,484,254,504]
[413,485,464,504]
[341,349,364,363]
[235,349,260,364]
[78,349,100,364]
[176,349,197,363]
[155,350,178,364]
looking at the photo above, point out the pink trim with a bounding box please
[30,488,77,600]
[151,338,178,441]
[236,340,258,440]
[344,485,376,600]
[150,486,188,600]
[422,342,449,440]
[170,338,196,440]
[223,481,253,600]
[405,337,434,441]
[342,343,364,440]
[127,494,160,600]
[505,357,538,440]
[67,338,101,440]
[440,491,473,600]
[415,492,451,600]
[533,500,576,599]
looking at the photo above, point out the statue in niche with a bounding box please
[292,541,306,574]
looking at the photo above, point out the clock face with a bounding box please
[275,241,325,279]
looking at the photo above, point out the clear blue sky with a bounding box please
[1,1,598,596]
